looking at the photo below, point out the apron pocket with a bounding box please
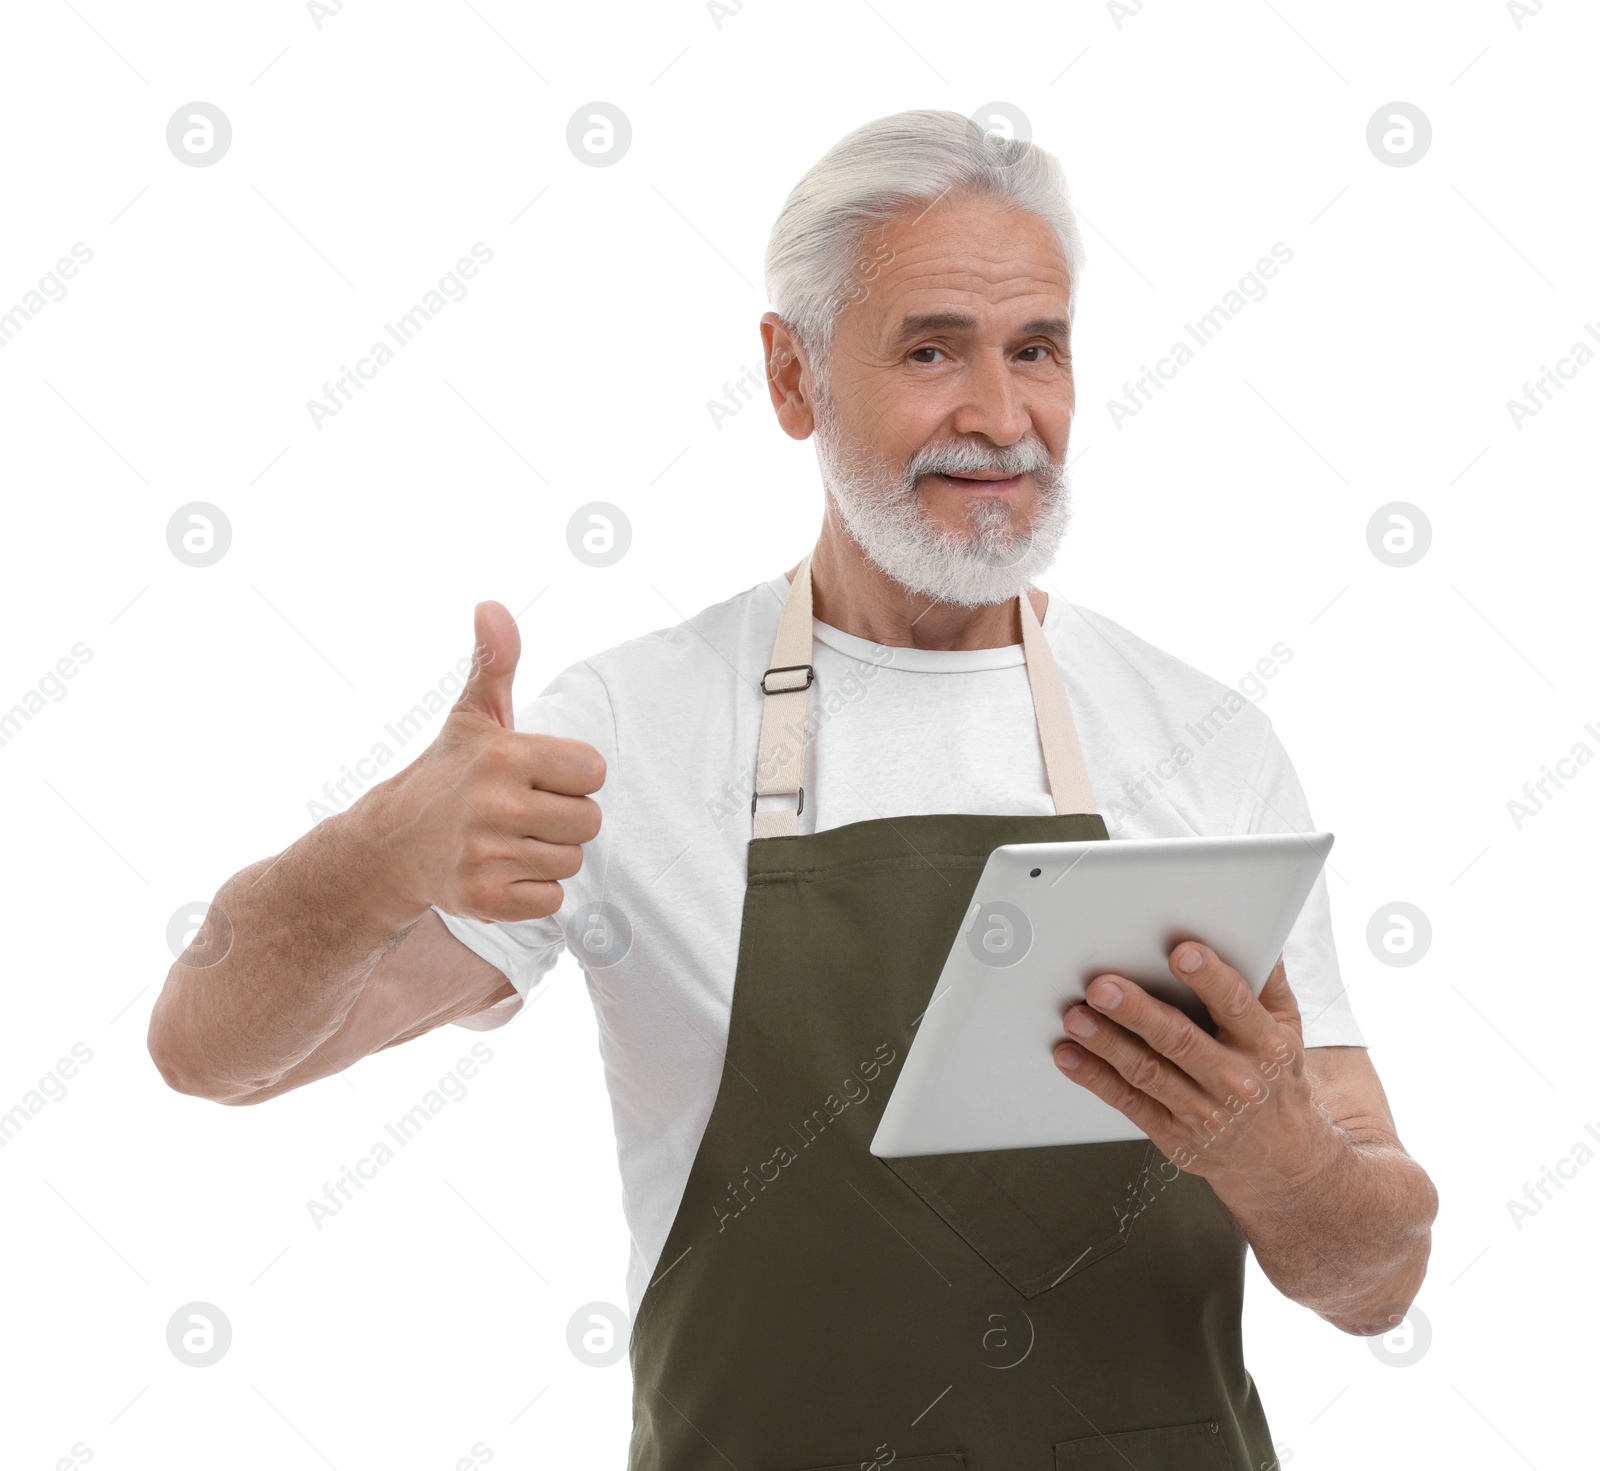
[1054,1418,1233,1469]
[779,1457,964,1471]
[884,1139,1155,1299]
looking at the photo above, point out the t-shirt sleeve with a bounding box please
[1233,722,1366,1049]
[437,656,617,1029]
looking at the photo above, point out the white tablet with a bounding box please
[869,832,1334,1156]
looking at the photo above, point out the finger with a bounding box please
[1082,973,1232,1084]
[500,788,602,846]
[1256,954,1304,1033]
[461,872,566,924]
[455,782,598,859]
[472,842,582,895]
[1168,942,1271,1047]
[1062,1000,1215,1115]
[510,732,607,797]
[457,800,595,877]
[1053,1039,1178,1142]
[455,602,522,729]
[505,840,585,884]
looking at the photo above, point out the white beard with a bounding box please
[812,386,1073,608]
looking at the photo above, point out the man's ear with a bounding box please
[760,312,816,440]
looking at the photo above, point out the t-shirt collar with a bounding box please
[764,573,1057,673]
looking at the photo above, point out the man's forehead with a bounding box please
[849,203,1072,345]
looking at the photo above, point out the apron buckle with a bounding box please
[752,786,805,816]
[761,662,814,694]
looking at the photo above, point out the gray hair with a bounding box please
[764,109,1086,388]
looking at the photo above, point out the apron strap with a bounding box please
[753,553,817,840]
[1017,575,1098,817]
[753,553,1098,840]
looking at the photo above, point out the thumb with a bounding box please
[455,600,521,729]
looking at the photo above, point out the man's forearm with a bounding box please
[1212,1121,1438,1337]
[147,790,425,1100]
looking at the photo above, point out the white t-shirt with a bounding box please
[436,573,1364,1315]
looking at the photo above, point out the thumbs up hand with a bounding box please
[362,602,605,926]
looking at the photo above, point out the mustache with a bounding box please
[904,437,1057,485]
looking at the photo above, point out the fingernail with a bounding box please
[1056,1045,1081,1070]
[1066,1008,1097,1037]
[1092,979,1122,1009]
[1179,946,1204,973]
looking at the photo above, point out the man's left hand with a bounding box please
[1054,941,1340,1195]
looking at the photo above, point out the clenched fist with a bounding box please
[363,601,604,925]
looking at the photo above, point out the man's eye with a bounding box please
[1017,346,1049,362]
[910,347,945,364]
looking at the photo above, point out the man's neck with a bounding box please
[789,510,1049,651]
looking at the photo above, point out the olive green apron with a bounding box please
[627,555,1276,1470]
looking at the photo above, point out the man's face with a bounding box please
[810,191,1076,605]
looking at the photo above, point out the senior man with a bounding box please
[150,110,1437,1469]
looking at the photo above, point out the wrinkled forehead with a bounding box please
[842,196,1074,350]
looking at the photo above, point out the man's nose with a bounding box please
[949,351,1030,445]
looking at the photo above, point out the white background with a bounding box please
[2,1,1596,1467]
